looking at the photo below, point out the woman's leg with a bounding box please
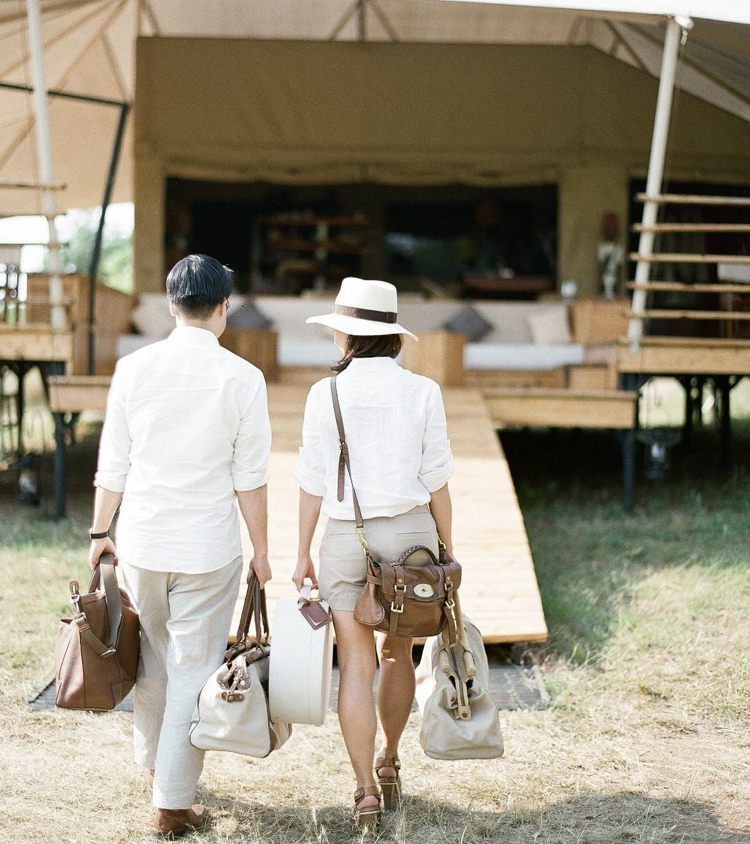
[332,610,379,808]
[375,632,415,776]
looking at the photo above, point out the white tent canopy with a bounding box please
[0,0,748,215]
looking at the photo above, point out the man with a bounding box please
[90,254,272,838]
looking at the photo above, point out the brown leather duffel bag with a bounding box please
[55,554,140,710]
[330,376,462,654]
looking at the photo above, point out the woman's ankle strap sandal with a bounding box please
[353,786,382,830]
[375,754,401,810]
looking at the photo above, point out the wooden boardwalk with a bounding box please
[236,369,547,644]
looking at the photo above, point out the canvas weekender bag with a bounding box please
[189,573,292,758]
[330,375,462,654]
[55,553,140,711]
[415,593,504,760]
[269,584,334,726]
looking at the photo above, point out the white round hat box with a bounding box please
[269,592,334,726]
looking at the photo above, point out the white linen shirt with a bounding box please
[295,356,453,519]
[95,325,271,574]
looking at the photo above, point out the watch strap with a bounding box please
[89,529,110,540]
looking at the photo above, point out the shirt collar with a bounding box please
[168,325,220,347]
[344,356,400,371]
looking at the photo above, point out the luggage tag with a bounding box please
[298,584,332,630]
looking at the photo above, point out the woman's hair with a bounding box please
[166,254,233,320]
[331,333,403,373]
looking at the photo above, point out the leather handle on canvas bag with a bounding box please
[75,554,122,658]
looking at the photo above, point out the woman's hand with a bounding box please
[292,553,318,591]
[248,554,272,588]
[89,537,118,570]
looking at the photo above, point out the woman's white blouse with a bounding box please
[295,356,454,519]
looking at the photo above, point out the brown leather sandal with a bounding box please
[375,754,401,810]
[353,786,382,830]
[151,805,210,840]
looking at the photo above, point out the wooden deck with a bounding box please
[237,372,548,644]
[0,324,74,364]
[618,337,750,376]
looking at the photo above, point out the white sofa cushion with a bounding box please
[526,307,572,345]
[465,343,584,371]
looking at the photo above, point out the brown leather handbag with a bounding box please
[55,554,140,711]
[330,376,462,654]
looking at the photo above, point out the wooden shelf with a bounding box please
[636,193,750,207]
[626,309,750,321]
[266,237,372,255]
[626,282,750,294]
[632,223,750,233]
[630,253,750,265]
[257,214,371,226]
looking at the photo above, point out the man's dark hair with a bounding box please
[331,333,403,373]
[166,254,233,320]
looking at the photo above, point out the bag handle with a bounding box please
[234,572,269,647]
[330,376,369,554]
[74,554,122,658]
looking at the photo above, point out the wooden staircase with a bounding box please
[627,193,750,336]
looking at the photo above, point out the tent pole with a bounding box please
[628,16,690,352]
[87,102,130,375]
[25,0,66,329]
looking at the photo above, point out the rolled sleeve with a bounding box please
[294,386,326,497]
[94,361,131,492]
[418,383,454,493]
[232,374,272,491]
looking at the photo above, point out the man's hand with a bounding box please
[248,554,272,588]
[89,537,118,570]
[292,552,318,592]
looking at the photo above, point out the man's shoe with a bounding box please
[151,805,209,839]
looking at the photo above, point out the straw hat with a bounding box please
[306,277,418,341]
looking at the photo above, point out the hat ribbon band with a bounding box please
[333,304,397,324]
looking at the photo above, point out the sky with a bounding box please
[0,203,134,272]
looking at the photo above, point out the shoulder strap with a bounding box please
[330,375,364,530]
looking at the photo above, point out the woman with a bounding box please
[293,277,455,829]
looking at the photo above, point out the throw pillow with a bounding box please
[526,308,572,345]
[442,304,493,342]
[226,299,273,330]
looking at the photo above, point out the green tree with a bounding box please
[59,208,133,293]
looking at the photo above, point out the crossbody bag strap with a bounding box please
[330,375,365,531]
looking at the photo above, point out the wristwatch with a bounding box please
[89,528,110,540]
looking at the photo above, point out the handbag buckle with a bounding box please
[390,601,405,614]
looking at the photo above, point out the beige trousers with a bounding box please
[121,558,242,810]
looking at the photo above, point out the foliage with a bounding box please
[59,207,133,293]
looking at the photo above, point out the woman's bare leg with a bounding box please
[332,610,379,809]
[375,633,415,777]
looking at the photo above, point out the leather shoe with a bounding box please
[151,805,209,839]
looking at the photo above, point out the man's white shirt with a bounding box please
[95,325,271,574]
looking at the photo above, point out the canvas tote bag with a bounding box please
[55,554,140,711]
[269,584,334,726]
[189,574,292,758]
[415,594,504,760]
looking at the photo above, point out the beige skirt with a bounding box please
[318,504,439,612]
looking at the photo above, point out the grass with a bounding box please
[1,383,749,843]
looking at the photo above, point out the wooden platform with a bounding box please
[0,324,74,364]
[618,337,750,376]
[485,388,638,429]
[237,375,547,645]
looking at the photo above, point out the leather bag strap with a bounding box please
[76,554,122,658]
[235,573,270,647]
[330,375,364,530]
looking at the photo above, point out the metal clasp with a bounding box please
[390,601,405,614]
[356,527,370,554]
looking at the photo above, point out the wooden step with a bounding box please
[630,253,750,264]
[0,180,66,191]
[626,282,750,294]
[484,388,637,430]
[626,309,750,321]
[636,193,750,207]
[632,223,750,233]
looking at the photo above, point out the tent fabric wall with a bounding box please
[134,38,750,294]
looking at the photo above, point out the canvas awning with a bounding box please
[0,0,748,216]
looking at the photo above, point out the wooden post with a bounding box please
[401,331,465,387]
[221,329,279,382]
